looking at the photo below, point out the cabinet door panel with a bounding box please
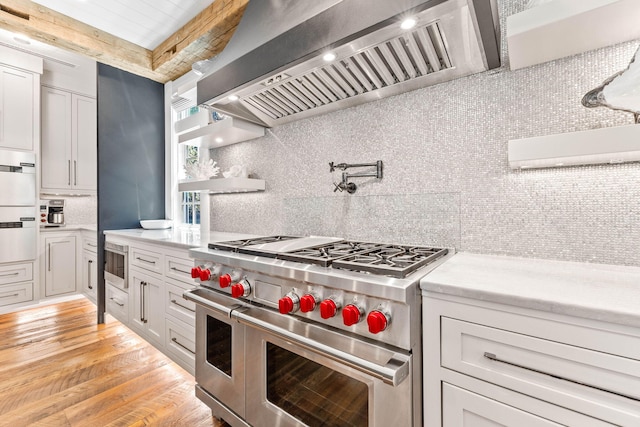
[41,88,72,190]
[82,250,97,301]
[44,236,76,297]
[129,268,164,347]
[72,95,96,190]
[442,383,611,427]
[0,66,34,151]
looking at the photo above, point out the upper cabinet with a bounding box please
[0,65,36,151]
[41,86,97,194]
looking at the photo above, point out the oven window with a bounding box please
[206,316,232,377]
[105,251,125,279]
[266,343,368,426]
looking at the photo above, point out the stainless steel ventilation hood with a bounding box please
[197,0,500,128]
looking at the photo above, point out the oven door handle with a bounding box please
[184,289,236,317]
[233,308,410,387]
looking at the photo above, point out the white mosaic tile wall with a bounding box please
[52,196,97,225]
[208,0,640,266]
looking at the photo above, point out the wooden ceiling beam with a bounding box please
[152,0,249,82]
[0,0,248,83]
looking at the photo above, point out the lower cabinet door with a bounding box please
[442,383,614,427]
[129,268,164,347]
[82,250,97,302]
[0,282,33,307]
[165,317,195,374]
[44,235,77,297]
[106,283,128,323]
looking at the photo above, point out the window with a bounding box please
[181,144,200,224]
[175,106,201,225]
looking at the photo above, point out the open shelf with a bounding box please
[507,0,640,70]
[178,116,265,148]
[178,177,266,194]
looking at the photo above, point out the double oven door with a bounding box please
[187,288,416,427]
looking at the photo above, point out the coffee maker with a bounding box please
[39,199,65,227]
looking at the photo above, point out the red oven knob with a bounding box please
[320,299,339,319]
[219,271,240,288]
[342,304,362,326]
[299,294,317,312]
[231,281,251,298]
[191,266,202,279]
[219,274,232,288]
[199,269,211,281]
[367,310,390,334]
[199,265,221,281]
[278,293,300,314]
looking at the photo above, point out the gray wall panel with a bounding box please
[96,63,165,322]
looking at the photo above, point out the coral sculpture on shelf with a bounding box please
[184,159,221,180]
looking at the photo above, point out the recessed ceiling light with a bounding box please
[400,18,417,30]
[215,137,223,143]
[322,52,336,62]
[228,95,239,101]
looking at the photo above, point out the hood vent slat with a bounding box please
[243,21,452,122]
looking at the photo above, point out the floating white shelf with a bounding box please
[178,177,266,194]
[178,116,265,148]
[508,124,640,169]
[507,0,640,70]
[175,110,210,135]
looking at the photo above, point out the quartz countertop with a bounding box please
[420,252,640,329]
[103,228,261,250]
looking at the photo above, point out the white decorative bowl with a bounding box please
[140,219,173,230]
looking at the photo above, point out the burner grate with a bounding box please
[278,241,383,267]
[208,236,299,252]
[331,246,449,278]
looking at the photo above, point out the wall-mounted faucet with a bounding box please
[329,160,383,194]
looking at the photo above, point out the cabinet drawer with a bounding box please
[165,255,194,284]
[165,317,195,374]
[441,317,640,423]
[165,280,195,327]
[0,262,32,285]
[83,237,98,253]
[0,282,33,307]
[130,246,163,275]
[106,283,129,323]
[442,383,612,427]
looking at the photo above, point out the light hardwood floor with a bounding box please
[0,297,228,426]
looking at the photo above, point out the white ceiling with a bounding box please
[31,0,215,50]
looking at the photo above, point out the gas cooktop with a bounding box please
[208,236,448,278]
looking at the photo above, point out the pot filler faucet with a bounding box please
[330,160,383,193]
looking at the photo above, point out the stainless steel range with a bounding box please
[185,236,450,427]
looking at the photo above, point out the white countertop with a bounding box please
[420,252,640,328]
[40,224,97,232]
[103,228,261,249]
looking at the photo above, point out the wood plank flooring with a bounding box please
[0,297,228,426]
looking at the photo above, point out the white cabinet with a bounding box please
[103,234,197,373]
[129,267,165,348]
[82,250,97,302]
[41,86,96,194]
[442,383,611,427]
[81,232,98,302]
[0,65,35,151]
[106,282,129,323]
[42,234,77,297]
[423,294,640,426]
[0,262,34,307]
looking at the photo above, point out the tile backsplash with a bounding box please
[208,0,640,267]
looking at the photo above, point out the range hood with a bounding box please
[197,0,500,128]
